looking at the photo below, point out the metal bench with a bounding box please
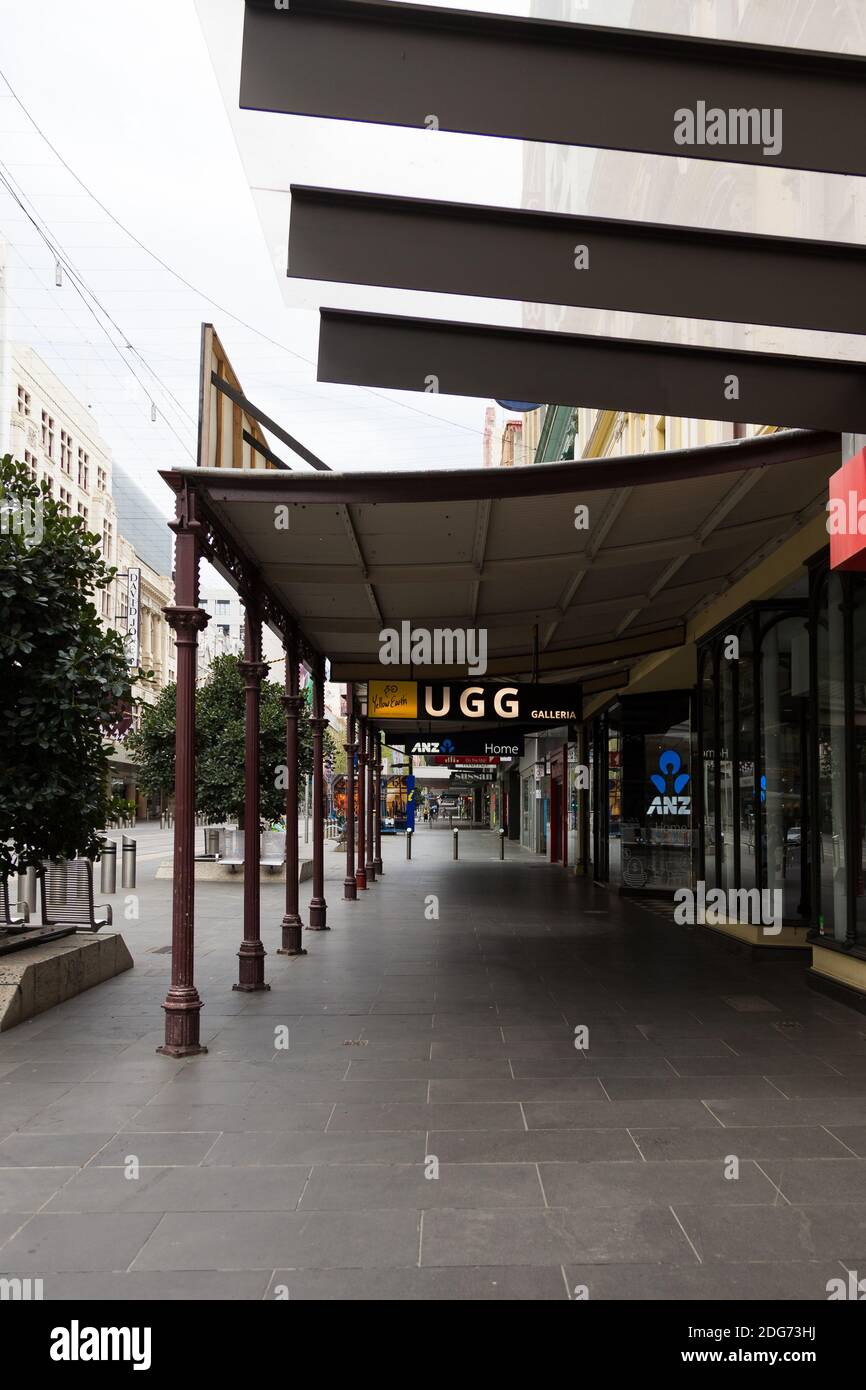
[39,860,112,932]
[261,830,286,873]
[1,875,30,932]
[221,829,244,873]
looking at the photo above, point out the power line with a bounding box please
[0,66,485,442]
[0,164,196,460]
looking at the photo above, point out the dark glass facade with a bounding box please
[697,553,866,950]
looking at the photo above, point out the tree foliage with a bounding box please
[0,453,134,877]
[128,653,335,826]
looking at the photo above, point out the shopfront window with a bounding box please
[816,572,848,941]
[719,654,736,892]
[700,653,717,889]
[761,616,809,923]
[852,587,866,944]
[737,626,757,892]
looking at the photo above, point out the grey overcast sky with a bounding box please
[1,0,863,534]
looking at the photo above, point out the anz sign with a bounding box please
[646,749,691,817]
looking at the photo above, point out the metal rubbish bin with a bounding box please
[122,836,136,889]
[99,839,117,894]
[204,827,221,858]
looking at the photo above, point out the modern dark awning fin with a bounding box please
[289,186,866,338]
[317,308,866,435]
[241,0,866,176]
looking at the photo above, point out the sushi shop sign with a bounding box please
[368,680,580,727]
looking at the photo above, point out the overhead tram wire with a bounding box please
[0,67,485,443]
[0,164,196,461]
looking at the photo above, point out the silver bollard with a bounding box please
[122,835,136,889]
[406,828,413,860]
[453,828,459,861]
[100,839,117,894]
[499,828,506,860]
[17,865,37,916]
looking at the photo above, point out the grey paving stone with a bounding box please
[538,1159,778,1208]
[132,1209,420,1270]
[522,1100,723,1130]
[300,1162,544,1211]
[427,1129,640,1164]
[266,1266,568,1299]
[421,1206,695,1267]
[44,1164,310,1213]
[706,1098,866,1127]
[327,1103,525,1132]
[757,1158,866,1204]
[632,1127,852,1161]
[203,1130,427,1166]
[40,1270,272,1300]
[428,1078,606,1103]
[90,1133,221,1167]
[0,1132,116,1167]
[0,1211,28,1246]
[673,1202,866,1262]
[122,1101,332,1132]
[599,1076,784,1101]
[0,1167,78,1212]
[563,1261,845,1301]
[825,1126,866,1156]
[0,1212,162,1271]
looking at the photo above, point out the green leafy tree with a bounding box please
[128,653,335,826]
[0,453,134,877]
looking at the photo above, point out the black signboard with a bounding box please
[403,732,525,758]
[417,682,579,727]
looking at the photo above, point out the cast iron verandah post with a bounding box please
[278,639,306,954]
[308,667,328,929]
[356,715,367,891]
[234,604,269,992]
[158,487,209,1057]
[366,720,377,883]
[373,728,384,875]
[344,682,357,900]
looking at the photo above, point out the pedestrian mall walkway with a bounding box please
[1,829,866,1300]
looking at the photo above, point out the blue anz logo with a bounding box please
[647,749,691,816]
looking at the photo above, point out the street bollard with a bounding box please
[499,828,506,860]
[453,828,459,861]
[122,836,136,889]
[17,865,37,915]
[100,839,117,895]
[406,828,413,860]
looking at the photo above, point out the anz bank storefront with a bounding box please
[586,691,693,896]
[583,550,866,1011]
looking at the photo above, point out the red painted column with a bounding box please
[308,668,328,930]
[235,605,269,992]
[356,716,368,891]
[278,641,306,954]
[343,683,357,900]
[373,729,384,875]
[159,489,209,1058]
[366,721,377,883]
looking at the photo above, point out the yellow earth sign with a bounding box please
[368,680,418,719]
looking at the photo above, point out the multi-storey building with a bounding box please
[4,344,175,817]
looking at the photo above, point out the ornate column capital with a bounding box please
[343,742,357,757]
[309,717,329,735]
[281,694,306,717]
[163,605,210,638]
[238,659,268,687]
